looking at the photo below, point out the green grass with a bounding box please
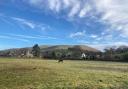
[0,58,128,89]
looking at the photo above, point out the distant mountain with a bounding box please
[0,45,100,52]
[118,45,128,49]
[0,45,100,58]
[41,45,72,51]
[39,45,100,60]
[40,45,100,52]
[70,45,100,52]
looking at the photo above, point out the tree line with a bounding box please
[103,46,128,61]
[31,44,128,61]
[0,44,128,62]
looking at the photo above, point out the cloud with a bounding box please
[0,35,29,42]
[0,33,57,45]
[69,30,85,38]
[24,0,88,18]
[0,14,15,26]
[48,0,62,12]
[94,0,128,36]
[92,41,128,51]
[12,17,36,29]
[23,0,128,37]
[11,17,52,32]
[68,1,80,17]
[79,41,128,51]
[6,0,127,48]
[79,3,92,18]
[90,34,98,38]
[6,34,57,40]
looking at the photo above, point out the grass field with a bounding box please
[0,58,128,89]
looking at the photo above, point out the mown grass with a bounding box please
[0,58,128,89]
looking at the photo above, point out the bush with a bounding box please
[121,52,128,61]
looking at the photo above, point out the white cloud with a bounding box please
[0,35,29,42]
[12,17,36,29]
[69,30,85,38]
[25,0,86,18]
[6,34,57,40]
[23,0,128,38]
[68,2,80,17]
[78,41,128,51]
[11,17,52,32]
[90,41,128,51]
[62,0,70,8]
[26,0,46,9]
[94,0,128,36]
[48,0,62,12]
[0,14,15,26]
[90,34,97,38]
[79,3,92,18]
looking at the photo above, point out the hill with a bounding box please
[70,45,100,52]
[41,45,100,52]
[0,45,100,59]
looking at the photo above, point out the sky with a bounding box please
[0,0,128,50]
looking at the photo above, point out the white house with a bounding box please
[81,53,87,59]
[26,50,33,58]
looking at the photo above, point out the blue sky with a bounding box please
[0,0,128,50]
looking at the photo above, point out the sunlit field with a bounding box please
[0,58,128,89]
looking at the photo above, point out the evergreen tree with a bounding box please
[32,44,40,57]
